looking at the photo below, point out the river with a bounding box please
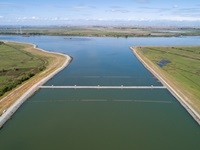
[0,36,200,150]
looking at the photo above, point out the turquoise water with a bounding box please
[0,36,200,150]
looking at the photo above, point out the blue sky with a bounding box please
[0,0,200,26]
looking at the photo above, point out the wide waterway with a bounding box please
[0,36,200,150]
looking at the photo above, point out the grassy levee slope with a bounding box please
[0,41,67,115]
[134,46,200,115]
[0,42,45,96]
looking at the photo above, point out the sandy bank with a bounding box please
[0,41,72,128]
[131,47,200,125]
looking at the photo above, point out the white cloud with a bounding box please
[108,9,130,13]
[97,18,104,21]
[173,5,178,8]
[31,16,36,19]
[154,15,200,21]
[71,4,96,9]
[12,14,200,23]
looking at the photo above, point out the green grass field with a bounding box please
[138,46,200,103]
[0,41,46,96]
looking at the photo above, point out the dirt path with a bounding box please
[131,46,200,125]
[0,42,72,128]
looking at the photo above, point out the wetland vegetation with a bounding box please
[1,26,200,37]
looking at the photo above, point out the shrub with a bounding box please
[38,65,46,71]
[0,41,4,45]
[0,72,35,96]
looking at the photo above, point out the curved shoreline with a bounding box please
[0,41,72,128]
[131,47,200,125]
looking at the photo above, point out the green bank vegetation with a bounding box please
[1,26,200,37]
[136,46,200,112]
[0,41,47,97]
[0,41,67,114]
